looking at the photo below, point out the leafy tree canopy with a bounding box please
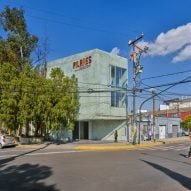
[182,115,191,130]
[0,6,38,70]
[0,7,79,139]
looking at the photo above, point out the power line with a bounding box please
[141,69,191,81]
[5,1,139,37]
[140,79,191,90]
[139,81,191,98]
[26,14,132,38]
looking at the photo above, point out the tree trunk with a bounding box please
[35,122,40,136]
[25,122,29,137]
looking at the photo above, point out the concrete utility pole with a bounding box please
[126,72,129,142]
[152,89,156,142]
[42,36,48,78]
[128,34,148,144]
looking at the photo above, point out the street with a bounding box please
[0,143,191,191]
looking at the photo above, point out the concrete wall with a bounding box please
[49,127,73,143]
[91,120,126,141]
[141,117,181,140]
[47,49,127,121]
[46,49,128,141]
[155,117,181,139]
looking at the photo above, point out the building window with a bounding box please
[110,65,127,108]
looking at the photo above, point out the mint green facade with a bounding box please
[47,49,128,141]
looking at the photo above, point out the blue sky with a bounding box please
[1,0,191,110]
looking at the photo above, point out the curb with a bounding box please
[16,144,43,149]
[75,142,162,150]
[160,140,190,145]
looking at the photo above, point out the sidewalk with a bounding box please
[16,136,190,150]
[74,136,190,150]
[157,136,189,144]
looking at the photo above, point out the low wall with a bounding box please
[20,137,44,144]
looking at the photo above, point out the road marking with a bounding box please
[135,144,190,151]
[0,150,88,158]
[174,148,188,150]
[0,149,34,153]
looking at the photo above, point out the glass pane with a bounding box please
[111,91,116,106]
[110,66,127,108]
[116,67,121,87]
[121,68,127,88]
[111,65,115,86]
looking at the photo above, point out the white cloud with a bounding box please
[110,47,120,55]
[138,23,191,62]
[172,44,191,63]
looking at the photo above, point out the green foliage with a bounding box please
[0,6,79,137]
[0,64,79,136]
[182,115,191,130]
[47,68,79,131]
[0,6,38,70]
[0,6,26,33]
[0,63,21,131]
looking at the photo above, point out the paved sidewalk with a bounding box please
[158,136,189,144]
[74,136,190,150]
[15,136,190,150]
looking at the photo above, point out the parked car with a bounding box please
[0,134,16,148]
[182,130,189,136]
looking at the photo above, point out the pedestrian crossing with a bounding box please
[136,143,190,151]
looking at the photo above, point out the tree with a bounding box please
[18,64,42,136]
[182,115,191,130]
[48,68,79,131]
[0,6,38,70]
[0,7,79,139]
[0,63,21,132]
[0,6,38,135]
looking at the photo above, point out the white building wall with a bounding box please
[47,49,128,141]
[91,120,126,141]
[47,49,127,121]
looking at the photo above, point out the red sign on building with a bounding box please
[73,56,92,71]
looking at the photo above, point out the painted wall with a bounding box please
[141,117,181,140]
[91,120,126,141]
[155,117,181,139]
[47,49,128,121]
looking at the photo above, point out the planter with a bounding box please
[20,137,44,145]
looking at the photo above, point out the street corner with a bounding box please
[15,143,44,149]
[157,137,190,145]
[74,142,162,151]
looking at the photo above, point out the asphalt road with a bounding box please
[0,143,191,191]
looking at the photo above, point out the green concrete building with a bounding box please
[47,49,128,141]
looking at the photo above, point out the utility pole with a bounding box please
[128,34,148,144]
[126,74,129,142]
[42,36,48,78]
[152,89,156,142]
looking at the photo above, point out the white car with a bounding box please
[0,134,16,148]
[182,130,189,136]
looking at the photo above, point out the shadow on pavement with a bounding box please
[179,153,188,158]
[0,143,51,168]
[140,159,191,190]
[140,152,191,166]
[0,163,59,191]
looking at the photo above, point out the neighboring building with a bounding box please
[140,116,181,141]
[159,98,191,119]
[47,49,128,141]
